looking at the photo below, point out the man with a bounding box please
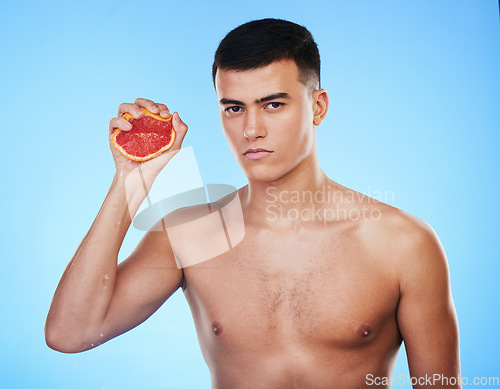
[45,19,461,388]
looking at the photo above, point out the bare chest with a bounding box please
[183,225,400,353]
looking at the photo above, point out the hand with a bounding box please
[108,98,188,183]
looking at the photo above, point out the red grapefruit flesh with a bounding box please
[112,107,176,162]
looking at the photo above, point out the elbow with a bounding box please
[45,335,80,354]
[44,322,89,354]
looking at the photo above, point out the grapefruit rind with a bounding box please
[111,108,176,162]
[122,107,170,123]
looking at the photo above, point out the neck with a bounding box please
[241,154,340,228]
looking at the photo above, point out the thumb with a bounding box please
[172,112,188,143]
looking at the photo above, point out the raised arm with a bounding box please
[45,98,188,353]
[397,220,461,389]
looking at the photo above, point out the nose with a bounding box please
[243,110,266,140]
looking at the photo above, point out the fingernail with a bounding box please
[151,105,160,113]
[125,122,132,129]
[161,110,169,117]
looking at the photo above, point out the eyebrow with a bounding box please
[219,92,290,106]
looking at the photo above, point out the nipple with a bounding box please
[357,324,373,337]
[212,321,222,336]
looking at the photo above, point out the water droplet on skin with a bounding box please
[91,343,94,347]
[104,274,110,280]
[100,332,104,337]
[116,221,121,225]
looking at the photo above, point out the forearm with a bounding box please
[45,171,147,352]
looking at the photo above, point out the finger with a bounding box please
[109,117,133,133]
[156,103,171,118]
[118,103,144,119]
[134,98,161,114]
[172,112,188,145]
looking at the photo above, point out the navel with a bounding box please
[212,321,223,336]
[357,324,373,338]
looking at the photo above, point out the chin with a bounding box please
[242,165,285,183]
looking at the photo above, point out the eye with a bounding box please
[265,102,283,110]
[225,106,243,114]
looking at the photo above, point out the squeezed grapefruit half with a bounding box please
[112,107,176,162]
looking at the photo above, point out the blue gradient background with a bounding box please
[1,1,499,388]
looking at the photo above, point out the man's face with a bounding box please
[215,60,321,183]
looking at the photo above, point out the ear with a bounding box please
[312,89,329,126]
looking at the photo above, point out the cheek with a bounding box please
[279,110,312,149]
[283,117,315,163]
[221,120,241,152]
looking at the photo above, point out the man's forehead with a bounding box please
[215,60,302,100]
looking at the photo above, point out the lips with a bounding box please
[243,148,273,160]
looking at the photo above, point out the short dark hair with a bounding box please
[212,18,320,89]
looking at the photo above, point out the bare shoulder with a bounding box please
[161,187,241,227]
[158,189,244,269]
[350,191,448,276]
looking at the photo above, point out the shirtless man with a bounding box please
[45,19,461,388]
